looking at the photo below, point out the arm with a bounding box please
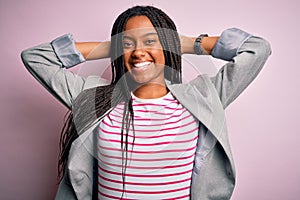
[210,28,271,108]
[75,41,110,60]
[181,35,219,55]
[21,34,110,109]
[180,28,272,108]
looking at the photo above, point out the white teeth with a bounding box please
[134,61,151,68]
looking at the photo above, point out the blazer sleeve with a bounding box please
[21,34,93,109]
[210,28,272,108]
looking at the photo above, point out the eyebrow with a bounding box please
[123,32,158,40]
[143,32,158,37]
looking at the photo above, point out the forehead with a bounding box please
[124,15,157,36]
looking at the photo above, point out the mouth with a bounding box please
[131,61,153,71]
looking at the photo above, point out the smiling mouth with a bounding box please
[133,61,152,68]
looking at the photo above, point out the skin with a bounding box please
[123,16,167,99]
[75,15,220,99]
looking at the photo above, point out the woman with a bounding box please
[21,5,271,200]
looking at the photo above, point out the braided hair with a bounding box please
[58,6,182,195]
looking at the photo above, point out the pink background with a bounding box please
[1,0,299,199]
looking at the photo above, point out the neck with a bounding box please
[133,83,168,99]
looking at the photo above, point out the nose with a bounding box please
[131,42,146,58]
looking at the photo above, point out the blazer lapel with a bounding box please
[167,75,234,166]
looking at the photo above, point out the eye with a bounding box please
[145,39,156,45]
[123,41,135,48]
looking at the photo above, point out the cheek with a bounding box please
[152,49,165,65]
[123,53,131,70]
[160,51,165,64]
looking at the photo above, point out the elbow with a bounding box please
[20,48,32,68]
[244,36,272,64]
[260,37,272,57]
[21,47,39,71]
[257,38,272,69]
[20,49,28,64]
[253,36,272,59]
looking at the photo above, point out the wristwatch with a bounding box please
[194,34,208,55]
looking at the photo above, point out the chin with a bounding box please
[131,76,150,85]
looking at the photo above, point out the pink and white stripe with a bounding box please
[97,92,199,199]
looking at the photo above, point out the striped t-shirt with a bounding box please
[97,92,199,199]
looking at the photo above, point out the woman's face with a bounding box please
[123,15,165,86]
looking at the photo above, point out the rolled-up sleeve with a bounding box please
[51,33,86,68]
[21,35,87,108]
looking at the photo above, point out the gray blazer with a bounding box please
[21,28,271,200]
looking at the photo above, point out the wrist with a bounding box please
[180,35,217,55]
[201,36,219,55]
[180,35,197,54]
[194,34,208,55]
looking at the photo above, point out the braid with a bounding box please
[143,7,182,83]
[58,6,182,199]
